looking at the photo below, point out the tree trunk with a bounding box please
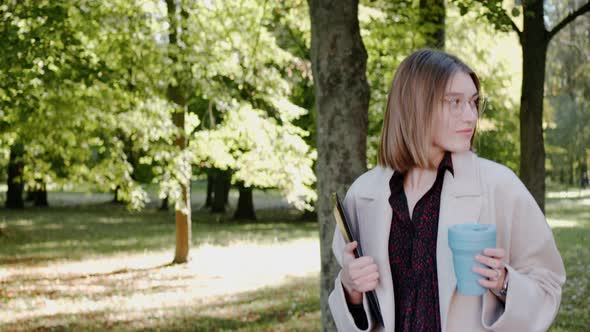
[205,171,214,208]
[419,0,445,49]
[6,144,25,209]
[520,0,548,212]
[167,0,191,264]
[171,102,191,264]
[160,196,169,211]
[33,182,48,207]
[233,182,256,220]
[308,0,370,329]
[25,189,34,202]
[211,169,231,213]
[112,185,123,204]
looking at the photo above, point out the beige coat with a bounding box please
[329,151,566,332]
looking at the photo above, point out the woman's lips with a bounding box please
[457,129,473,135]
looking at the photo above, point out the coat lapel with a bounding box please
[437,151,483,332]
[356,165,395,330]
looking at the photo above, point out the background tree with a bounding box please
[185,0,317,218]
[164,0,192,264]
[545,2,590,187]
[452,0,590,211]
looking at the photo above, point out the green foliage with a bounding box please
[0,0,175,209]
[193,102,316,210]
[0,0,317,211]
[450,0,521,33]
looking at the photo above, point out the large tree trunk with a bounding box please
[233,182,256,220]
[520,0,548,212]
[518,0,590,211]
[167,0,191,264]
[308,0,370,329]
[6,144,25,209]
[419,0,445,49]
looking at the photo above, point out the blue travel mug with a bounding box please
[448,224,496,296]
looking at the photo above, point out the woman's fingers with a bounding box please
[473,248,507,290]
[355,272,380,292]
[483,248,505,258]
[349,255,374,270]
[343,241,358,258]
[478,278,500,289]
[472,266,500,279]
[350,262,378,280]
[475,254,503,269]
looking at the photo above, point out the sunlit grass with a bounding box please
[0,240,319,331]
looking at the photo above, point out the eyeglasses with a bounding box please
[442,95,487,117]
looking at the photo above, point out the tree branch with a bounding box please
[501,9,523,44]
[547,1,590,41]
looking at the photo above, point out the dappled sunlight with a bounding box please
[548,218,582,228]
[10,219,34,227]
[95,217,133,225]
[43,223,65,230]
[0,238,320,330]
[547,189,590,199]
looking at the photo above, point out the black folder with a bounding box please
[332,192,384,327]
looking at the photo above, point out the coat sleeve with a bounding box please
[328,184,375,331]
[481,172,566,332]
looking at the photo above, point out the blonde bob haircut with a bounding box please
[378,49,481,172]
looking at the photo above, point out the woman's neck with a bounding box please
[404,150,446,191]
[405,167,437,191]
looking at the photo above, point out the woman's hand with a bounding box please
[341,241,380,304]
[473,248,508,296]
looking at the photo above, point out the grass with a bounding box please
[0,205,316,265]
[546,189,590,332]
[0,189,320,332]
[0,188,588,331]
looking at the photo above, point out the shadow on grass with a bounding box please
[0,203,317,266]
[0,275,321,332]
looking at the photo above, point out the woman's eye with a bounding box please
[452,98,461,105]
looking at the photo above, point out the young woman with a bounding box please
[329,49,566,332]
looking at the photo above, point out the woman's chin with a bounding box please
[446,144,471,154]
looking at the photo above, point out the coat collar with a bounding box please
[357,150,481,200]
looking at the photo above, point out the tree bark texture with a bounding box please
[308,0,370,329]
